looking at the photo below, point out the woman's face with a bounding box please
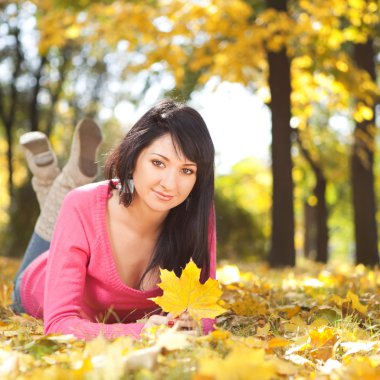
[132,133,197,214]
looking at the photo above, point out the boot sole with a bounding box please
[20,132,54,166]
[77,119,103,177]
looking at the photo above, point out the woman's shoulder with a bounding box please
[64,180,110,205]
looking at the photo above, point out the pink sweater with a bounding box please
[20,181,216,340]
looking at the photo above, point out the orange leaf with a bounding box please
[268,337,292,349]
[308,327,339,361]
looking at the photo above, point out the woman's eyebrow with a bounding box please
[150,153,197,166]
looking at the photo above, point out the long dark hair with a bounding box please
[104,99,215,284]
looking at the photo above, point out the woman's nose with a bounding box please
[160,169,177,189]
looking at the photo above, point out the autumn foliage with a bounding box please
[1,1,380,376]
[1,257,380,379]
[1,0,379,264]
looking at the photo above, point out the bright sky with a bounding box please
[111,79,272,175]
[191,80,272,174]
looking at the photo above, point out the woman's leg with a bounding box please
[12,132,59,312]
[12,232,50,313]
[34,119,103,242]
[20,131,60,209]
[12,119,102,312]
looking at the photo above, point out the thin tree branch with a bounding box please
[45,45,71,136]
[294,128,324,180]
[7,26,24,128]
[29,55,48,131]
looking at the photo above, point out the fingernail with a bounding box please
[167,320,175,327]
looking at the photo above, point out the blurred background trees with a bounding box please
[0,0,379,266]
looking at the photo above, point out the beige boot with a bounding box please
[35,119,102,241]
[20,131,60,209]
[63,118,103,183]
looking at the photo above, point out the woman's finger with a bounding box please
[178,311,191,321]
[165,312,198,331]
[169,318,197,330]
[143,314,170,331]
[150,315,168,325]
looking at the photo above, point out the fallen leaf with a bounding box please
[346,291,368,314]
[256,323,271,337]
[268,336,292,349]
[337,355,380,379]
[330,290,368,315]
[341,341,380,357]
[309,317,330,329]
[272,357,298,375]
[197,347,277,380]
[319,358,342,375]
[308,326,340,362]
[277,305,301,319]
[285,353,314,367]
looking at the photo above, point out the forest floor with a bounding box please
[1,256,380,379]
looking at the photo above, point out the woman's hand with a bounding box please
[142,312,200,335]
[169,312,198,332]
[142,314,169,331]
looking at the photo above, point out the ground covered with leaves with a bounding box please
[1,256,380,379]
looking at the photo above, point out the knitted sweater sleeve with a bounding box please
[43,190,144,340]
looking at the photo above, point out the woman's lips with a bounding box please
[153,190,174,201]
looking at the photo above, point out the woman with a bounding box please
[12,99,216,340]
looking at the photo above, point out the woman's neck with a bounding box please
[112,190,167,236]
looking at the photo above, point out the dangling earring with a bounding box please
[128,178,134,194]
[120,176,134,195]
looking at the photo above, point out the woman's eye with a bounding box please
[182,168,194,175]
[152,159,164,167]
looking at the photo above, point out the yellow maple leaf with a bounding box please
[150,260,227,320]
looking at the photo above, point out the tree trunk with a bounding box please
[0,25,23,197]
[314,176,328,262]
[267,0,295,267]
[5,125,14,198]
[304,201,316,259]
[351,38,379,265]
[296,130,329,262]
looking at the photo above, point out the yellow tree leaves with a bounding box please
[31,0,379,126]
[33,0,86,55]
[150,260,227,320]
[33,0,159,56]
